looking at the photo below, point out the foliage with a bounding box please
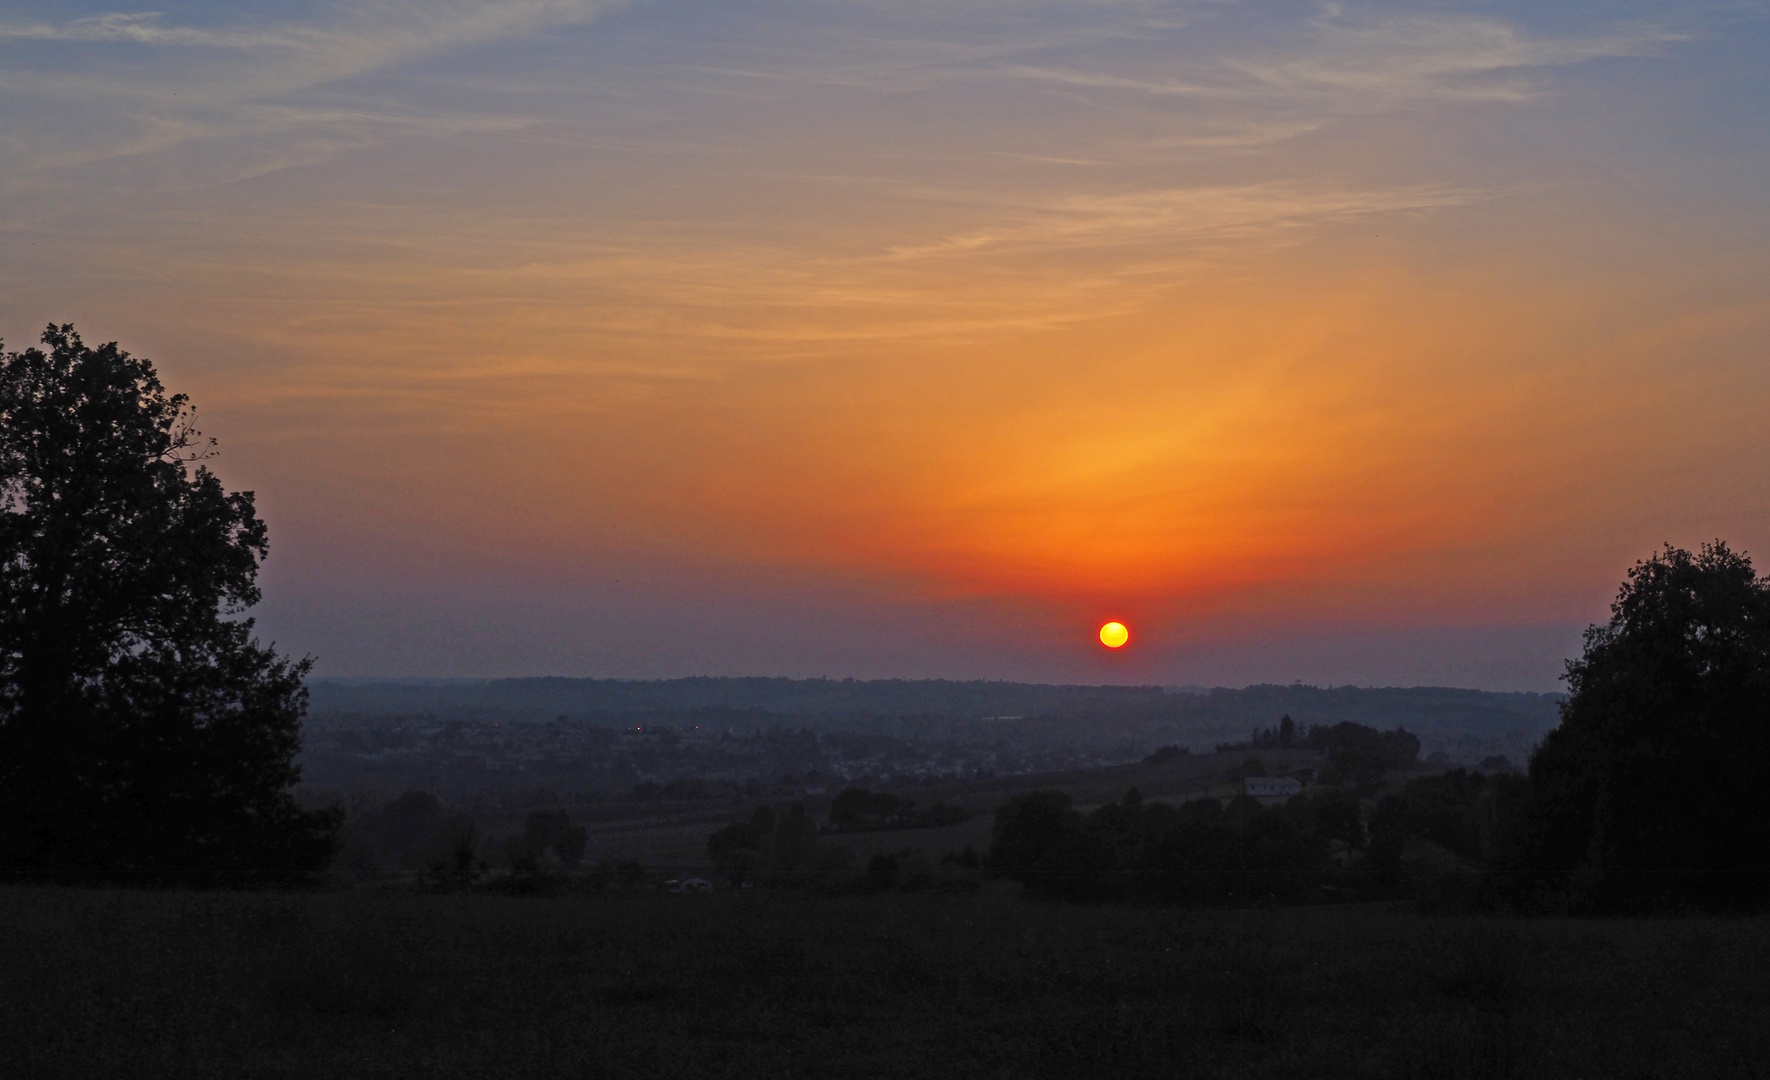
[1364,770,1527,875]
[1507,541,1770,910]
[1221,719,1419,787]
[827,786,972,831]
[344,791,479,872]
[0,325,338,873]
[1244,714,1298,749]
[707,803,843,883]
[521,809,588,867]
[1308,722,1421,787]
[830,786,905,828]
[986,788,1347,904]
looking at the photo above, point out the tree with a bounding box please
[0,325,339,873]
[986,790,1079,878]
[706,802,834,883]
[1510,542,1770,909]
[1307,722,1419,787]
[521,809,587,866]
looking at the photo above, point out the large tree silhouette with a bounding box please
[1513,541,1770,908]
[0,325,338,873]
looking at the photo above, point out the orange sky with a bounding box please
[3,2,1767,686]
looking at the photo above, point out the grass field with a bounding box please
[4,883,1767,1079]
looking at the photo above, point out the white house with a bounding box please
[1243,776,1302,800]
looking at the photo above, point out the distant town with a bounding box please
[297,678,1561,809]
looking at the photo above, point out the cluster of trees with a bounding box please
[345,791,478,872]
[703,788,975,885]
[509,809,588,870]
[340,790,594,878]
[706,804,854,882]
[1221,718,1421,786]
[996,542,1770,912]
[827,787,971,831]
[987,787,1368,904]
[859,846,983,892]
[1367,770,1514,868]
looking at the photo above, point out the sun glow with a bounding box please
[1099,621,1129,649]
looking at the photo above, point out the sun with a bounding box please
[1098,621,1129,649]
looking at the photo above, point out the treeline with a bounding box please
[1218,717,1421,786]
[992,543,1770,913]
[986,788,1365,904]
[983,769,1526,905]
[306,677,1562,750]
[339,791,646,892]
[827,788,971,831]
[703,787,976,884]
[706,805,853,882]
[308,677,1169,725]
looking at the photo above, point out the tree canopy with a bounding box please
[0,325,338,873]
[1512,541,1770,908]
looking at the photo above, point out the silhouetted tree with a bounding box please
[1307,722,1418,787]
[521,809,586,866]
[987,790,1081,879]
[1308,793,1366,849]
[552,819,588,866]
[707,801,834,882]
[1509,542,1770,909]
[354,790,477,870]
[830,787,904,829]
[0,325,339,873]
[990,787,1338,904]
[771,804,819,871]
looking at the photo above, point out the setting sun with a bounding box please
[1099,622,1129,649]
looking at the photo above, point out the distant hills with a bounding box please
[309,676,1166,722]
[307,677,1561,757]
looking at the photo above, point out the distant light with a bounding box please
[1099,621,1129,649]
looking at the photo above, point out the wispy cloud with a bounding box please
[0,2,625,97]
[0,2,627,180]
[1230,10,1685,103]
[0,12,309,48]
[999,64,1226,99]
[890,181,1481,258]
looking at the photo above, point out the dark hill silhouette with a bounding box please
[308,676,1559,741]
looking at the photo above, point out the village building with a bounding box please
[1243,776,1302,800]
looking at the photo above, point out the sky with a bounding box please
[2,1,1767,689]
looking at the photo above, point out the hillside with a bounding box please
[299,680,1560,804]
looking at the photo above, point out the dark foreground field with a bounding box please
[3,885,1766,1080]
